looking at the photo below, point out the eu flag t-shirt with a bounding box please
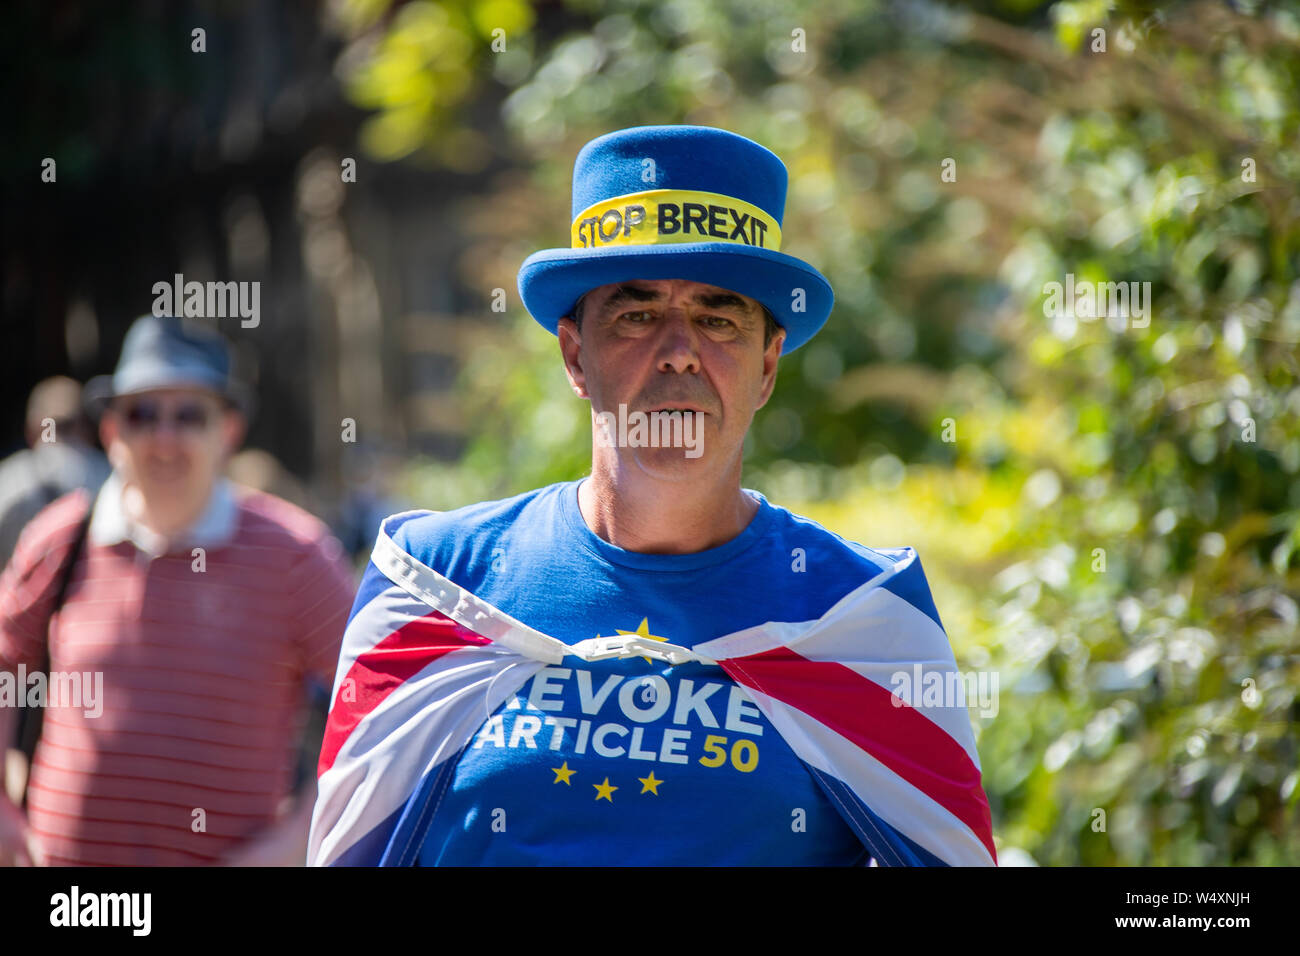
[392,479,897,866]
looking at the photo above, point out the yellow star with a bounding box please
[615,617,668,664]
[593,777,618,802]
[552,762,575,785]
[616,617,666,643]
[638,771,663,795]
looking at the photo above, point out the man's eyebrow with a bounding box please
[601,284,663,312]
[600,285,754,316]
[691,291,753,313]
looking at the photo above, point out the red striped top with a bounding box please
[0,487,356,865]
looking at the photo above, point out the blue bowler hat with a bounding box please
[517,125,834,354]
[86,315,253,415]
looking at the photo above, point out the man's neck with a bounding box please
[121,481,212,544]
[578,459,759,554]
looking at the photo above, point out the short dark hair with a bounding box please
[570,291,781,348]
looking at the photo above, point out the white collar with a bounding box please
[89,470,239,557]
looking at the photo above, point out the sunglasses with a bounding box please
[117,399,216,434]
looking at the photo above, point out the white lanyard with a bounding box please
[371,511,718,667]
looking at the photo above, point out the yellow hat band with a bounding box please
[571,189,782,252]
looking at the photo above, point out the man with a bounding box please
[0,376,110,567]
[0,315,355,866]
[309,126,996,866]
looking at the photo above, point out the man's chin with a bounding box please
[628,447,714,479]
[134,473,209,514]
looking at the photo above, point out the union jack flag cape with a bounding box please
[307,511,997,866]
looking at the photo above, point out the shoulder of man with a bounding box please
[232,484,342,550]
[0,446,37,489]
[6,488,95,572]
[756,497,946,624]
[228,487,354,678]
[0,489,95,664]
[759,495,907,574]
[381,482,566,568]
[229,484,356,597]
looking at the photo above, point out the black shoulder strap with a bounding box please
[52,497,94,613]
[15,492,95,803]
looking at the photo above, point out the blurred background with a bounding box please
[1,0,1297,865]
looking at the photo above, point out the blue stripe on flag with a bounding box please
[880,553,945,633]
[379,743,470,867]
[345,560,392,629]
[330,801,406,867]
[806,764,950,867]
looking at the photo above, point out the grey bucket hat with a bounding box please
[85,315,253,417]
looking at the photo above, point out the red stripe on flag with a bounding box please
[722,647,996,863]
[317,610,490,775]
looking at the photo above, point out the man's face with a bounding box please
[557,278,784,480]
[100,386,244,524]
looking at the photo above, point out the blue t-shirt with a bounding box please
[393,479,896,866]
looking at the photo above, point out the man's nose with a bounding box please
[146,418,189,443]
[654,310,701,374]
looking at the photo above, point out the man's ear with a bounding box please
[99,410,117,451]
[557,317,589,399]
[100,411,129,472]
[755,327,786,410]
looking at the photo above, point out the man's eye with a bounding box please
[621,310,654,322]
[702,315,734,328]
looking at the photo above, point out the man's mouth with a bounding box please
[145,458,191,481]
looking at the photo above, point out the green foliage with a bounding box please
[348,0,1300,864]
[334,0,536,166]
